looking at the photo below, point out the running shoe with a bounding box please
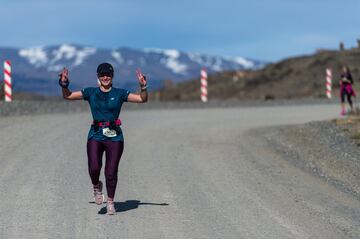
[93,181,105,205]
[107,201,116,215]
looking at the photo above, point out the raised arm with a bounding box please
[59,67,83,100]
[127,69,148,103]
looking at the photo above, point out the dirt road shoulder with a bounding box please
[249,120,360,199]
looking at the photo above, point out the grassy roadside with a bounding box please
[333,112,360,146]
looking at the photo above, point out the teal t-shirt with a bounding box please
[82,87,130,141]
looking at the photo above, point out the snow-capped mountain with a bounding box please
[0,44,266,95]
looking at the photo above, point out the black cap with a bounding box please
[97,62,114,75]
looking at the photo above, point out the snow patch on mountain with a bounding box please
[163,49,180,58]
[51,44,77,62]
[212,57,223,71]
[144,48,188,74]
[73,47,96,66]
[19,46,48,67]
[187,53,223,71]
[111,50,124,64]
[19,44,96,71]
[187,53,203,64]
[165,57,188,74]
[187,53,206,65]
[50,44,96,69]
[230,57,255,69]
[143,48,164,54]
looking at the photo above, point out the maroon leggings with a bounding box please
[87,140,124,198]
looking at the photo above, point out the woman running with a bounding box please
[339,66,355,115]
[58,62,148,215]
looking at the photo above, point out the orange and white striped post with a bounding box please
[4,60,12,102]
[326,68,332,99]
[200,68,208,102]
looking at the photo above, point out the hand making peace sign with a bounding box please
[59,67,69,83]
[136,69,147,86]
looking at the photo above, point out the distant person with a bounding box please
[58,63,148,215]
[339,66,355,115]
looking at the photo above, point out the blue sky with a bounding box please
[0,0,359,61]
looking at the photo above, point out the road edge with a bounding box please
[248,120,360,200]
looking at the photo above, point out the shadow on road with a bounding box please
[97,200,169,214]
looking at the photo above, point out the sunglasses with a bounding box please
[98,72,113,77]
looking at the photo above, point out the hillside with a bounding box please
[157,47,360,101]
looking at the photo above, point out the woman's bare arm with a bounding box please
[59,67,83,100]
[62,88,83,100]
[127,91,147,103]
[127,69,148,103]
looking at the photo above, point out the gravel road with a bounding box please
[0,103,359,238]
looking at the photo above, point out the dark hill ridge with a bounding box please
[157,48,360,101]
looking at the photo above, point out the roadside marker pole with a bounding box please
[4,60,12,102]
[326,68,332,99]
[200,68,208,102]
